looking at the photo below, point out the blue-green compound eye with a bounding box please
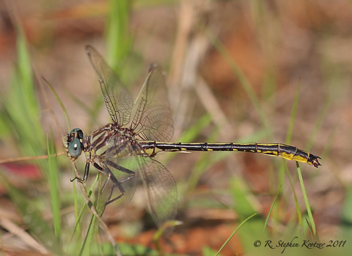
[67,128,83,158]
[70,128,83,140]
[68,138,82,158]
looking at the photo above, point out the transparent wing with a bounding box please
[97,135,139,213]
[86,45,133,126]
[98,161,138,211]
[137,156,178,229]
[99,136,177,229]
[130,65,174,142]
[95,173,113,216]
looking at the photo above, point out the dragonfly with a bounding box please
[65,45,321,230]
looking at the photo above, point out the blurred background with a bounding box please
[0,0,351,255]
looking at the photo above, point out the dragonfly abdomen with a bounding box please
[140,142,321,168]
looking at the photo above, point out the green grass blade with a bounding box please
[46,135,62,243]
[262,185,282,236]
[305,99,330,152]
[106,0,131,71]
[186,124,221,193]
[340,185,352,247]
[0,172,60,253]
[204,246,222,256]
[296,162,317,237]
[285,81,301,145]
[42,77,71,132]
[216,212,257,256]
[79,215,97,256]
[42,77,85,245]
[274,82,301,198]
[205,29,272,139]
[285,163,304,229]
[230,178,267,252]
[177,113,212,142]
[163,113,212,164]
[4,26,44,157]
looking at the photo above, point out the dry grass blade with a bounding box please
[71,162,122,256]
[0,217,48,254]
[0,152,65,164]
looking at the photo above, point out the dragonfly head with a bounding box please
[64,128,84,161]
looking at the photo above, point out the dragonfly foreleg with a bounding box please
[70,162,90,183]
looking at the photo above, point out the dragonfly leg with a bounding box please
[106,160,135,183]
[104,169,127,205]
[105,184,125,205]
[94,163,127,205]
[70,162,90,182]
[103,161,137,204]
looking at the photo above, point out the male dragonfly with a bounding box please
[65,45,321,229]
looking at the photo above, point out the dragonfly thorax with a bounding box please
[83,123,138,160]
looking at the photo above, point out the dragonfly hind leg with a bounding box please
[106,160,135,183]
[104,170,126,205]
[100,161,136,205]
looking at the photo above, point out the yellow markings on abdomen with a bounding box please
[139,141,321,167]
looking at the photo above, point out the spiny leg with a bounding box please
[94,163,127,205]
[105,170,134,205]
[105,161,136,205]
[70,162,90,182]
[106,160,135,183]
